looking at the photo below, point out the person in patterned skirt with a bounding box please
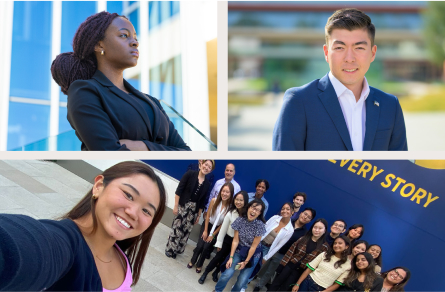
[165,160,215,258]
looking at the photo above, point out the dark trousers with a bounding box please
[190,222,217,268]
[204,234,233,274]
[268,262,305,291]
[299,275,325,292]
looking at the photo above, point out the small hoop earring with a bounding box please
[92,194,97,199]
[101,50,104,56]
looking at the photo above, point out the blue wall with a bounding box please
[144,160,445,291]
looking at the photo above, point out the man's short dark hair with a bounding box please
[302,207,316,220]
[293,192,307,202]
[333,219,347,231]
[255,179,270,191]
[325,8,375,47]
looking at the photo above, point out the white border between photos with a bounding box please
[1,1,445,161]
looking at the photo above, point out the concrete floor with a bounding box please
[0,160,260,292]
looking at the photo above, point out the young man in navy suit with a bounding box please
[272,8,407,151]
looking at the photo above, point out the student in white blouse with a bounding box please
[198,191,249,284]
[246,203,294,289]
[188,182,234,273]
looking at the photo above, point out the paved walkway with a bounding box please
[0,160,257,291]
[228,95,445,151]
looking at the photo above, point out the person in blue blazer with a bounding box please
[273,8,407,151]
[51,12,191,151]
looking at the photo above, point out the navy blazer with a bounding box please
[272,73,408,151]
[0,215,102,291]
[67,70,191,151]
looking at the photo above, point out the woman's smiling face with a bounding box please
[234,193,245,209]
[352,243,367,256]
[93,174,160,241]
[220,186,231,201]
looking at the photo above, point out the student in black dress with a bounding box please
[165,160,214,258]
[0,161,166,291]
[381,267,411,292]
[51,11,190,151]
[340,252,383,292]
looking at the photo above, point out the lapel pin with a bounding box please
[374,101,379,107]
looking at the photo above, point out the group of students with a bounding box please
[163,160,412,292]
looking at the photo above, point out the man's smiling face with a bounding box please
[323,28,376,93]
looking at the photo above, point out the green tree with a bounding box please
[423,2,445,80]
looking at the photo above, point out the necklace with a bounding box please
[96,254,112,263]
[95,247,117,264]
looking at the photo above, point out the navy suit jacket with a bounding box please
[272,74,408,151]
[67,70,191,151]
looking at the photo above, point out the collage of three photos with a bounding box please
[0,1,444,291]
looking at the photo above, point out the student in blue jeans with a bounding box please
[214,199,266,292]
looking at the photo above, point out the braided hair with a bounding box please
[51,11,125,94]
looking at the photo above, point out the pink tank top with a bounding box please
[103,244,132,292]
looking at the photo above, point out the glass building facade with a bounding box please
[2,1,201,150]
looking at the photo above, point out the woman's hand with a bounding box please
[292,284,300,292]
[119,139,149,151]
[262,259,266,265]
[195,213,201,225]
[202,231,208,241]
[173,205,178,216]
[217,248,221,252]
[205,235,213,243]
[226,258,233,269]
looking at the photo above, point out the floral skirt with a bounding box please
[165,201,198,255]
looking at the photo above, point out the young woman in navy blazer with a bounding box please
[51,12,190,151]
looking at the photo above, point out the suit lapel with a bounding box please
[363,88,380,150]
[92,70,155,139]
[124,80,162,139]
[317,74,353,150]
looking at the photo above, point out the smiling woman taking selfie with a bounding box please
[0,161,166,291]
[51,12,190,151]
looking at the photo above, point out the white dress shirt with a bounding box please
[328,71,370,151]
[261,215,294,261]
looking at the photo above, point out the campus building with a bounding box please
[228,1,440,92]
[0,1,217,150]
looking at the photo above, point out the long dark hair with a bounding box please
[367,244,383,267]
[210,182,234,217]
[381,267,411,291]
[350,240,369,257]
[324,235,350,268]
[244,199,266,223]
[51,11,124,94]
[62,161,166,286]
[296,218,328,251]
[344,252,378,291]
[347,224,364,241]
[228,190,249,216]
